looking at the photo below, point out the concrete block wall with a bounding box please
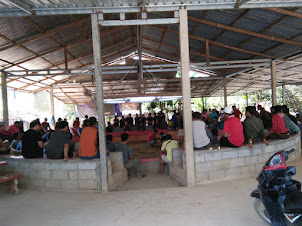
[169,133,301,186]
[0,152,127,192]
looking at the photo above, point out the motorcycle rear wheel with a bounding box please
[254,199,271,225]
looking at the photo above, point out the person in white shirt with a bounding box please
[192,112,211,150]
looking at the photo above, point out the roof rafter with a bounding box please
[188,16,302,47]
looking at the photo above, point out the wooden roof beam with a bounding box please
[266,8,302,19]
[188,16,302,47]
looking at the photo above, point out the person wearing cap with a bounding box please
[22,119,44,158]
[243,106,269,148]
[218,106,244,148]
[78,117,99,160]
[7,121,20,135]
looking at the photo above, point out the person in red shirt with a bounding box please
[7,121,20,135]
[266,105,289,140]
[232,106,243,119]
[218,106,244,148]
[41,118,50,132]
[147,129,158,147]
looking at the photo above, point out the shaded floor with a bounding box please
[118,173,182,191]
[2,159,302,226]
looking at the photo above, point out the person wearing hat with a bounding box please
[78,117,100,160]
[218,106,244,148]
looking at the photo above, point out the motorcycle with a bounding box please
[251,149,302,225]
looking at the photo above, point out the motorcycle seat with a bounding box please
[285,190,302,213]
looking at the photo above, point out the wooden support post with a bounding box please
[282,84,286,105]
[246,93,248,107]
[73,104,77,119]
[271,60,277,106]
[179,9,195,187]
[205,40,210,65]
[91,13,108,192]
[1,71,8,128]
[50,86,55,126]
[139,103,142,115]
[64,46,68,70]
[224,78,227,107]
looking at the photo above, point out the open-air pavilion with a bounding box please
[1,0,302,191]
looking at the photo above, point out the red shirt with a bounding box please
[148,133,156,142]
[233,109,242,118]
[223,116,244,147]
[7,125,20,134]
[270,114,288,134]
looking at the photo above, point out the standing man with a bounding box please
[22,119,44,158]
[78,117,99,160]
[232,106,243,119]
[218,106,244,148]
[115,133,144,179]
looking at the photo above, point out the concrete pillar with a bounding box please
[282,84,286,105]
[246,94,248,107]
[50,86,55,122]
[223,78,227,107]
[1,71,8,128]
[179,9,195,187]
[91,13,108,192]
[271,60,277,106]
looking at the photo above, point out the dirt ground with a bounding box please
[127,140,172,159]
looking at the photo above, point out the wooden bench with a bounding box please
[0,161,22,194]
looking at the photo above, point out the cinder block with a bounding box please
[60,180,79,190]
[107,160,112,177]
[18,162,29,168]
[244,156,258,165]
[172,156,182,166]
[252,148,263,156]
[290,140,296,147]
[239,149,251,157]
[222,150,238,159]
[226,167,242,177]
[194,152,205,163]
[277,143,284,150]
[78,162,97,170]
[45,179,61,190]
[172,149,182,158]
[51,170,69,179]
[69,171,79,179]
[265,145,274,154]
[30,162,44,170]
[204,152,222,161]
[255,163,264,172]
[242,165,256,175]
[60,163,78,170]
[79,179,98,190]
[212,159,230,170]
[79,170,97,180]
[230,158,245,168]
[195,172,209,182]
[283,141,290,149]
[6,161,18,168]
[195,162,212,173]
[44,163,60,170]
[209,170,226,180]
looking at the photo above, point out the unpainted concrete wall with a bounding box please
[170,133,301,185]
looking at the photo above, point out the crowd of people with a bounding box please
[0,104,299,178]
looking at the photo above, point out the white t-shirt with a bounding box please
[192,120,210,148]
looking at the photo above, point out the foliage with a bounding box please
[33,91,49,112]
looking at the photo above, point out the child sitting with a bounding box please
[147,129,158,147]
[11,133,21,150]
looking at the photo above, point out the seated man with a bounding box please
[115,133,144,179]
[267,105,289,140]
[243,106,269,148]
[218,106,244,148]
[78,117,99,160]
[113,116,120,128]
[136,121,145,131]
[46,121,77,162]
[41,118,50,132]
[192,112,211,150]
[147,129,158,147]
[22,119,44,158]
[0,137,10,154]
[106,134,115,153]
[159,134,178,175]
[0,123,13,142]
[7,121,20,135]
[106,122,114,133]
[282,107,300,134]
[73,117,80,128]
